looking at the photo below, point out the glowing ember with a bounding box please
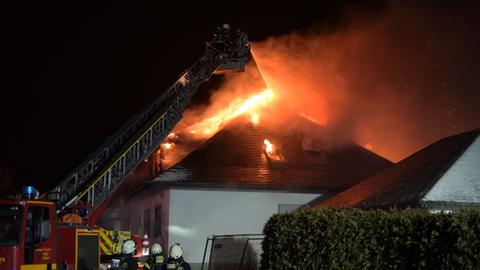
[161,142,175,150]
[364,142,373,151]
[188,88,275,136]
[264,139,274,154]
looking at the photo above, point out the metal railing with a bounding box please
[201,234,265,270]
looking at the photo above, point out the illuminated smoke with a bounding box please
[165,1,479,164]
[251,1,480,161]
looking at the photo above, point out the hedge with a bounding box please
[260,208,480,270]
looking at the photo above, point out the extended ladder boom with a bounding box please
[48,27,250,214]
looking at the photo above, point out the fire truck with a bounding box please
[0,25,250,270]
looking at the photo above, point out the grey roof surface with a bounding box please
[150,115,393,192]
[423,133,480,207]
[315,129,480,209]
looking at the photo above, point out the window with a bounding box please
[0,205,23,246]
[41,207,50,241]
[25,206,51,263]
[144,208,151,234]
[154,205,162,237]
[26,206,51,244]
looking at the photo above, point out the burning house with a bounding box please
[99,110,392,268]
[94,34,477,266]
[94,53,479,267]
[92,50,399,268]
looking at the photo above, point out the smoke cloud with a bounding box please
[251,1,480,162]
[170,1,479,163]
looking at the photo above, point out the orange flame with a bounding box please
[161,142,175,150]
[251,113,260,125]
[188,88,275,136]
[264,139,274,154]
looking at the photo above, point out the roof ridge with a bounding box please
[315,128,480,209]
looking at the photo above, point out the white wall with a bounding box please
[168,189,321,263]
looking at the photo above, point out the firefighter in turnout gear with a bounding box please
[144,243,166,270]
[166,243,191,270]
[213,23,231,43]
[121,239,139,270]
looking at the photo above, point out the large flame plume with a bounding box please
[156,65,274,168]
[187,88,274,136]
[172,62,272,139]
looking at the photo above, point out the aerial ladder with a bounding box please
[45,26,251,219]
[0,26,250,270]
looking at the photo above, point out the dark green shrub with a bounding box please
[260,208,480,270]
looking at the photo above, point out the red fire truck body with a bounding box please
[0,199,100,270]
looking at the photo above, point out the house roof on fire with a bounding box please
[314,129,480,210]
[148,114,392,192]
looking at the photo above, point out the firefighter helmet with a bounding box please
[151,243,163,255]
[169,243,183,259]
[122,239,137,255]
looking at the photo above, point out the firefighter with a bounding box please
[144,243,166,270]
[215,23,231,41]
[165,243,191,270]
[212,23,232,55]
[121,239,139,270]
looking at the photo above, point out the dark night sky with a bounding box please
[1,1,478,195]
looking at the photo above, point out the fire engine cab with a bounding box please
[0,187,100,270]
